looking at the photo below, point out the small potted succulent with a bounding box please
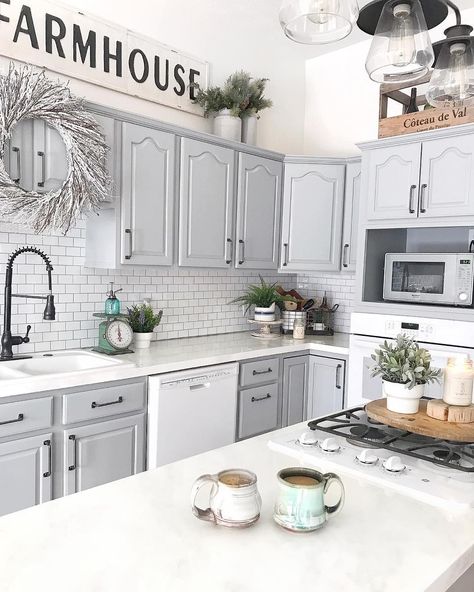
[127,303,163,349]
[230,275,283,321]
[371,334,441,414]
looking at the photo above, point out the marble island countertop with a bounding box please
[0,422,472,592]
[0,331,350,398]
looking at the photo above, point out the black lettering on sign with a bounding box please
[189,68,200,100]
[154,56,169,91]
[129,48,149,84]
[173,64,185,97]
[0,0,10,24]
[45,13,66,58]
[104,36,123,77]
[73,24,97,68]
[13,5,39,49]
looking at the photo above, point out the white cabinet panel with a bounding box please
[235,154,282,269]
[281,163,345,272]
[179,138,235,268]
[341,160,361,272]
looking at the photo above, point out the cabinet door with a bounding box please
[366,144,421,221]
[179,138,235,268]
[235,154,282,269]
[0,433,52,517]
[33,120,68,193]
[419,135,474,219]
[308,357,345,419]
[4,120,34,191]
[280,163,345,272]
[282,356,309,427]
[341,161,361,272]
[121,123,175,266]
[63,414,145,496]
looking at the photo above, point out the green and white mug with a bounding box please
[273,467,345,532]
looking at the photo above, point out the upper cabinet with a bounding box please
[121,123,175,266]
[235,153,282,270]
[280,162,345,272]
[179,138,235,268]
[364,132,474,223]
[5,120,34,190]
[341,160,361,272]
[33,121,68,193]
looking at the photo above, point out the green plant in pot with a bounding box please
[371,334,441,414]
[241,77,273,145]
[230,275,283,321]
[127,303,163,350]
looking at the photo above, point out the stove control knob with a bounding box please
[383,456,406,474]
[298,431,318,446]
[320,437,341,453]
[356,449,378,465]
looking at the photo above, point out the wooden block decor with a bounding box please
[426,399,449,421]
[447,405,474,424]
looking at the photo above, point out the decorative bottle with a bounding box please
[105,282,122,315]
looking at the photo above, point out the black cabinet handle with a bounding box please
[419,184,428,214]
[335,364,343,390]
[37,151,46,188]
[125,228,132,260]
[225,238,233,265]
[283,243,289,267]
[12,146,21,183]
[409,184,417,214]
[68,435,77,471]
[91,396,123,409]
[238,239,245,265]
[251,393,271,403]
[342,244,349,268]
[0,413,24,426]
[253,368,272,376]
[43,439,52,478]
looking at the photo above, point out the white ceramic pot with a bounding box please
[254,302,276,322]
[213,109,242,141]
[241,114,258,145]
[133,332,154,349]
[383,380,425,414]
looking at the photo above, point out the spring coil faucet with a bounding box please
[1,246,56,361]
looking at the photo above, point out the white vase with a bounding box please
[383,380,425,414]
[213,109,242,141]
[133,332,154,349]
[254,302,276,322]
[241,114,258,145]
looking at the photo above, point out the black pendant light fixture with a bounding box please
[427,2,474,107]
[357,0,448,84]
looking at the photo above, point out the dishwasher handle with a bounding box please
[189,382,211,391]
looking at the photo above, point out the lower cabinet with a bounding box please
[282,356,309,427]
[238,383,279,440]
[308,356,346,419]
[0,433,52,516]
[62,414,145,496]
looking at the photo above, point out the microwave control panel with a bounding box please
[384,320,434,340]
[456,258,474,303]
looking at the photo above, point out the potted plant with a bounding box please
[230,275,283,321]
[127,303,163,349]
[240,77,273,145]
[371,334,441,414]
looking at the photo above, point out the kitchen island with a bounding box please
[0,423,472,592]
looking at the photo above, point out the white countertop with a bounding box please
[0,423,472,592]
[0,332,350,398]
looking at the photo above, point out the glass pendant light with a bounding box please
[427,25,474,108]
[279,0,359,45]
[364,0,434,83]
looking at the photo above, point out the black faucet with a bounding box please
[1,247,56,361]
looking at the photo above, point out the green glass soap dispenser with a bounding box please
[105,282,122,315]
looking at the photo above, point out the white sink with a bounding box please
[0,350,125,377]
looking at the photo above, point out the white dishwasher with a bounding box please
[147,363,239,468]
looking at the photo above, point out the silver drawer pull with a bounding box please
[12,146,21,183]
[68,435,77,471]
[0,413,24,426]
[37,151,46,188]
[251,393,271,403]
[43,439,52,478]
[335,364,343,390]
[225,238,233,265]
[252,368,272,376]
[125,229,132,260]
[91,396,123,408]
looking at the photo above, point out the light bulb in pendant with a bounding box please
[307,0,339,26]
[388,3,416,68]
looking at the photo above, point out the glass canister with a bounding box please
[293,317,305,339]
[443,357,474,406]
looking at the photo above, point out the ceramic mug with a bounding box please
[191,468,261,528]
[273,467,345,532]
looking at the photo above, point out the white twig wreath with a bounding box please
[0,64,110,233]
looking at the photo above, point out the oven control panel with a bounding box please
[384,320,434,340]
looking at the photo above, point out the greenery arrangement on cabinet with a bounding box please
[230,275,283,322]
[127,303,163,349]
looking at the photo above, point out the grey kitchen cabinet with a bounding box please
[121,122,175,266]
[341,160,361,272]
[308,356,345,419]
[32,120,68,193]
[4,120,34,190]
[62,413,145,496]
[0,433,52,517]
[238,383,279,440]
[179,137,235,268]
[235,153,282,269]
[282,356,309,427]
[280,162,345,272]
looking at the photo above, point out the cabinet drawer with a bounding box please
[0,397,52,438]
[238,384,279,440]
[240,358,279,387]
[62,381,146,425]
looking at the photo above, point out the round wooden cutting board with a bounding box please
[366,399,474,442]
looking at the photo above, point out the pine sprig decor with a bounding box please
[0,64,111,233]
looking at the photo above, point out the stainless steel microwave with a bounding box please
[383,253,474,306]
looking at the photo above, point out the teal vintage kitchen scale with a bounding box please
[92,313,134,355]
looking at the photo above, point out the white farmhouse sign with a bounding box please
[0,0,209,115]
